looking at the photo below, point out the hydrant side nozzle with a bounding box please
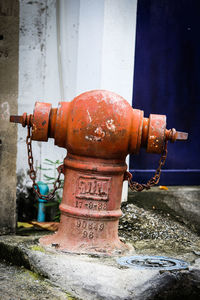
[10,102,52,142]
[141,117,149,147]
[48,108,58,138]
[10,115,23,124]
[165,128,188,143]
[10,113,33,127]
[142,114,167,154]
[31,102,52,141]
[129,109,144,154]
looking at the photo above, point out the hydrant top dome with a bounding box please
[54,89,144,158]
[72,89,132,109]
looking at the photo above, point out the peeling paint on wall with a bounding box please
[0,102,10,121]
[0,0,19,233]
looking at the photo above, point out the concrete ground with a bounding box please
[0,262,69,300]
[0,186,200,299]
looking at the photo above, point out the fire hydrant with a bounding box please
[10,90,188,254]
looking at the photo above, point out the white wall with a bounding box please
[18,0,66,186]
[58,0,137,102]
[18,0,137,200]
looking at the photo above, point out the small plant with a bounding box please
[38,159,64,222]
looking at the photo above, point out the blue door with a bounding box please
[130,0,200,185]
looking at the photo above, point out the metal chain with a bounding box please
[26,126,64,200]
[125,141,168,192]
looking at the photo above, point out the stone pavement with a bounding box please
[0,234,200,300]
[0,186,200,299]
[0,262,69,300]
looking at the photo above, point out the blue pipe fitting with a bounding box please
[36,181,49,222]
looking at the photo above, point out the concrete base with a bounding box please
[0,234,200,300]
[39,232,131,256]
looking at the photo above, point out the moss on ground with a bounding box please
[31,245,46,252]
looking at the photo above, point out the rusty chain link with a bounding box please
[26,126,63,200]
[125,141,168,192]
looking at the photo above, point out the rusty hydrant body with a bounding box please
[11,90,187,254]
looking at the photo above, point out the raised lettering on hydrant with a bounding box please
[10,90,188,254]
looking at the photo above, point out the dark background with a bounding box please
[131,0,200,185]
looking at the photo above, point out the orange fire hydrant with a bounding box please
[10,90,188,254]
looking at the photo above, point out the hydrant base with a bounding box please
[40,154,130,255]
[39,233,132,256]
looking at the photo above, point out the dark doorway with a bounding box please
[131,0,200,185]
